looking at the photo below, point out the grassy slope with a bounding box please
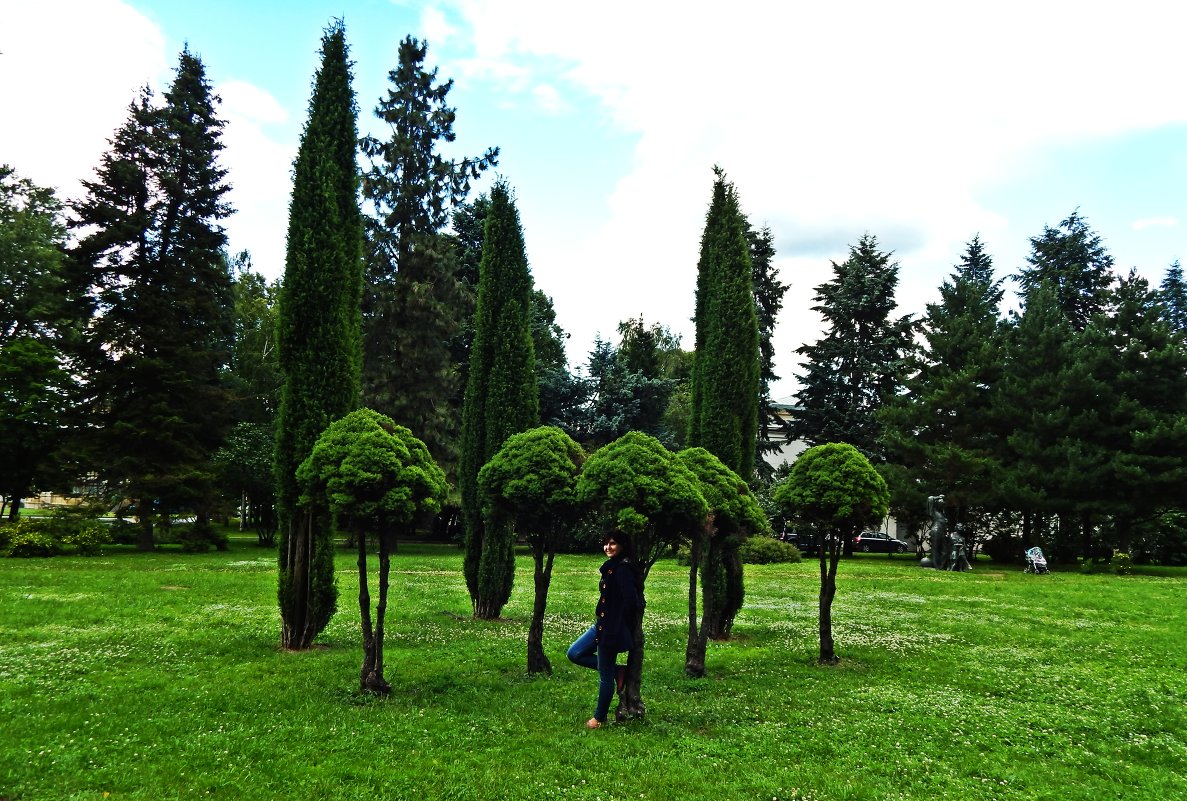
[1,541,1183,801]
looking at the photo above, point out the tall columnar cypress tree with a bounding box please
[686,168,761,640]
[71,49,233,550]
[688,168,761,480]
[275,21,364,649]
[459,180,538,619]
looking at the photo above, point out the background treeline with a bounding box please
[2,28,1186,571]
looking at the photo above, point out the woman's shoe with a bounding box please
[585,718,602,729]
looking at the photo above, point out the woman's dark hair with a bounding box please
[602,529,632,556]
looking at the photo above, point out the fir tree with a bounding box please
[359,36,497,474]
[1158,260,1187,334]
[274,22,364,648]
[72,49,234,549]
[1016,210,1114,332]
[459,180,538,619]
[748,223,790,478]
[791,234,914,461]
[879,235,1006,535]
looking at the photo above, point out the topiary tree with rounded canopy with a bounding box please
[576,431,708,720]
[677,447,771,677]
[297,408,447,694]
[775,442,889,664]
[478,425,586,675]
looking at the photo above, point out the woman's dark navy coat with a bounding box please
[594,555,640,652]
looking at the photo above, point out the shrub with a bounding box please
[738,535,802,565]
[5,520,61,558]
[1112,552,1133,576]
[58,520,111,556]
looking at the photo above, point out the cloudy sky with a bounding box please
[4,0,1186,400]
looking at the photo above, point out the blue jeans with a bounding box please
[567,624,621,722]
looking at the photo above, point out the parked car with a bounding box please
[852,531,910,553]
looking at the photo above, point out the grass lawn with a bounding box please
[1,539,1184,801]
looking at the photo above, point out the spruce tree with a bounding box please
[1158,260,1187,334]
[880,236,1006,536]
[72,50,234,550]
[359,36,497,474]
[1016,210,1114,332]
[459,180,538,619]
[748,223,790,478]
[686,168,761,640]
[274,22,364,649]
[791,233,914,461]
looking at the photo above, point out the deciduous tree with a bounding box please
[0,167,73,518]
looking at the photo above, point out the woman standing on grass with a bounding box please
[566,530,640,729]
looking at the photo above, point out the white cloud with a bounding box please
[0,0,169,199]
[441,0,1187,394]
[215,80,294,277]
[1132,216,1178,231]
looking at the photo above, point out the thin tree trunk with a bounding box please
[615,570,647,722]
[367,530,392,695]
[526,539,554,674]
[684,533,704,678]
[358,528,378,692]
[818,544,840,665]
[136,499,155,551]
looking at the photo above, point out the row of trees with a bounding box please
[793,216,1187,565]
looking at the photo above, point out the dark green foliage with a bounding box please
[213,421,277,545]
[577,431,708,718]
[478,426,586,673]
[274,22,364,648]
[738,535,802,564]
[676,446,769,676]
[297,408,447,694]
[459,181,538,619]
[0,515,111,558]
[775,442,889,664]
[880,236,1006,533]
[1158,260,1187,334]
[687,168,761,481]
[791,234,914,461]
[71,50,234,549]
[1016,210,1114,332]
[748,223,791,478]
[360,37,498,473]
[686,169,763,641]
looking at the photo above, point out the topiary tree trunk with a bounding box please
[527,539,555,674]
